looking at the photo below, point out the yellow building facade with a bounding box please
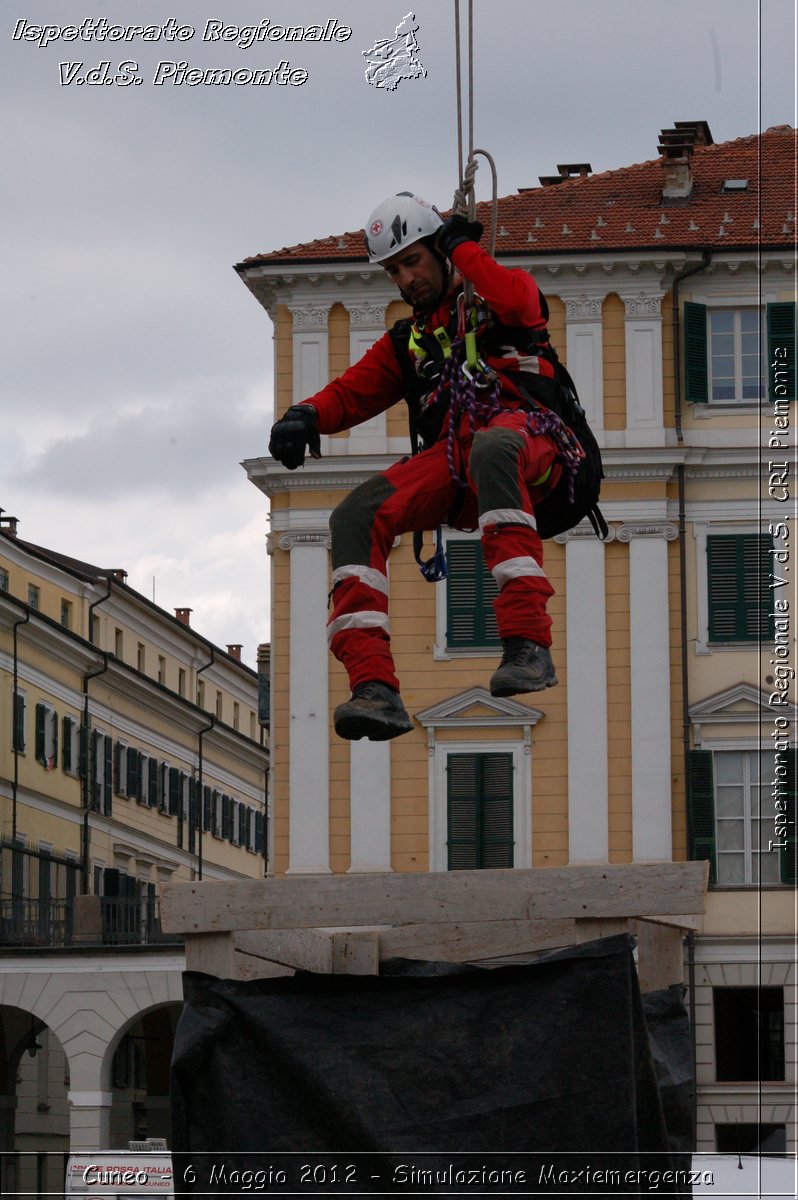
[241,123,796,1155]
[0,518,269,1175]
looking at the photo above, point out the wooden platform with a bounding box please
[160,861,708,994]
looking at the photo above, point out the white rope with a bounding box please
[451,1,499,282]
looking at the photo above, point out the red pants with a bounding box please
[327,411,561,691]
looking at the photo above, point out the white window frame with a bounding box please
[713,747,781,887]
[707,306,766,405]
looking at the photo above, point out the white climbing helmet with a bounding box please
[364,192,443,264]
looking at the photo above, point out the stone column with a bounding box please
[348,741,392,873]
[345,300,390,455]
[556,525,614,863]
[279,529,332,874]
[564,294,606,434]
[68,1090,112,1150]
[618,290,666,447]
[617,522,679,860]
[287,302,332,456]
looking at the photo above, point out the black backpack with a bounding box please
[510,349,608,540]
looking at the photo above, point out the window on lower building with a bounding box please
[158,655,166,685]
[687,748,795,886]
[0,567,8,592]
[445,538,500,651]
[447,752,514,869]
[27,584,40,610]
[715,1123,787,1155]
[114,628,124,658]
[714,986,785,1082]
[137,642,145,672]
[60,599,72,628]
[12,692,26,752]
[178,668,186,698]
[706,533,773,644]
[34,703,59,769]
[62,715,79,774]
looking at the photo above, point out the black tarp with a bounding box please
[171,935,693,1195]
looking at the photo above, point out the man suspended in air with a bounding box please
[269,193,594,742]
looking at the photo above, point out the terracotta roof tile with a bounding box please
[236,127,795,268]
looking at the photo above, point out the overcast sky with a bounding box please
[2,0,795,666]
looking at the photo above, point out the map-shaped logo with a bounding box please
[362,12,427,91]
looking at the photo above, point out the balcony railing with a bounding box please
[0,896,181,949]
[0,898,73,946]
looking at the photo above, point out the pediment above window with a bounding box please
[414,687,544,752]
[689,683,796,745]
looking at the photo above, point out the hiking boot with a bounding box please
[334,681,414,741]
[489,639,558,697]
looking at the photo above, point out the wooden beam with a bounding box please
[161,862,708,935]
[634,920,686,993]
[332,931,380,975]
[377,918,580,962]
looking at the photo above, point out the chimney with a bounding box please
[226,643,242,661]
[0,510,19,537]
[658,122,711,201]
[174,607,193,626]
[107,569,128,583]
[538,161,592,187]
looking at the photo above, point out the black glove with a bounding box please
[268,404,321,469]
[436,213,484,258]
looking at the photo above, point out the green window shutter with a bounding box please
[780,749,796,886]
[78,725,88,780]
[446,540,500,649]
[684,301,708,403]
[188,779,198,855]
[687,749,716,885]
[447,752,514,870]
[203,786,212,832]
[90,731,102,810]
[168,767,180,816]
[767,302,796,402]
[62,716,74,772]
[13,696,26,753]
[707,534,773,643]
[50,711,58,768]
[103,736,113,814]
[222,795,232,840]
[255,811,265,854]
[13,694,26,752]
[113,742,123,794]
[127,750,140,801]
[35,703,47,764]
[147,757,159,807]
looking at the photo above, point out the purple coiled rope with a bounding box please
[431,339,583,500]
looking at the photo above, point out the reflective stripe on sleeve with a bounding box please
[331,564,390,597]
[478,508,538,532]
[491,556,548,588]
[327,611,391,644]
